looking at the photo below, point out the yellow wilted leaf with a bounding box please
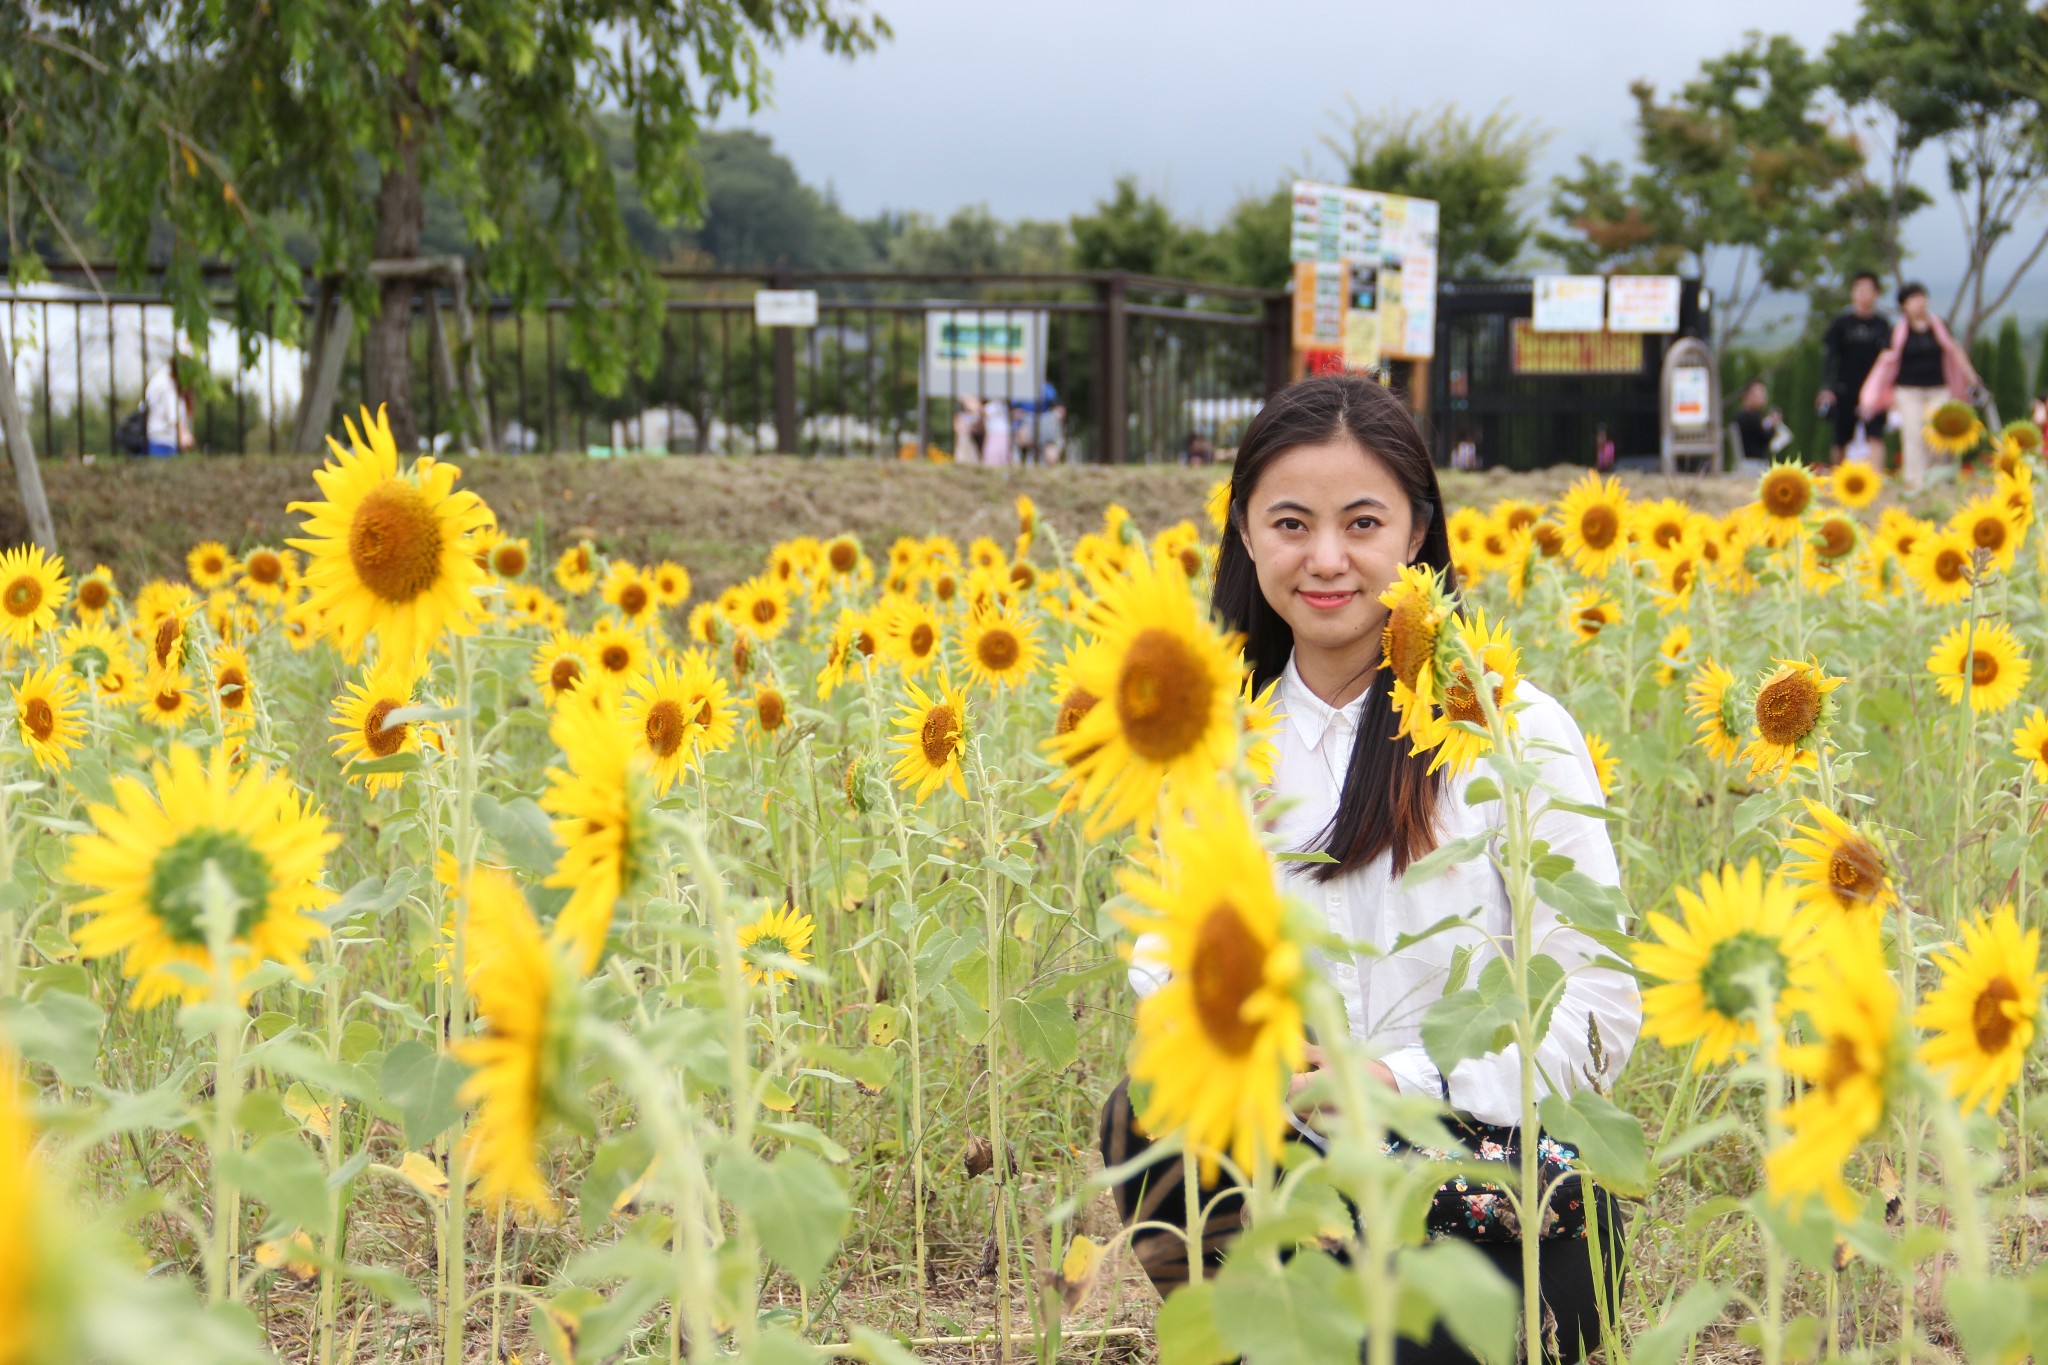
[612,1157,659,1216]
[1053,1234,1104,1315]
[759,1078,798,1113]
[180,145,197,177]
[865,1003,901,1049]
[255,1231,319,1282]
[282,1084,337,1139]
[394,1151,450,1201]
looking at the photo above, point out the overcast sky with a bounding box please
[727,0,2043,314]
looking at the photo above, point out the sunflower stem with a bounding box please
[444,631,478,1365]
[970,740,1015,1365]
[1755,976,1788,1365]
[201,863,246,1306]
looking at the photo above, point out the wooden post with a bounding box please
[0,347,58,555]
[1262,294,1292,399]
[425,296,471,455]
[448,261,493,453]
[293,290,353,454]
[769,270,799,454]
[1097,273,1129,464]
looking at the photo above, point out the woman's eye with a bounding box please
[1275,518,1306,533]
[1351,517,1381,531]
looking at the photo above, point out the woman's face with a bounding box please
[1238,437,1427,662]
[1903,292,1929,323]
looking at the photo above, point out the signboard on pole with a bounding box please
[922,309,1048,400]
[753,289,819,327]
[1288,180,1438,361]
[1532,276,1607,332]
[1608,276,1682,333]
[1510,321,1642,375]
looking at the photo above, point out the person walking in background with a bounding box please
[952,395,984,464]
[136,356,195,457]
[980,395,1013,466]
[1593,423,1615,471]
[1817,270,1892,465]
[1859,282,1980,492]
[1734,379,1785,463]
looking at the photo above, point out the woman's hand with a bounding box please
[1289,1045,1399,1111]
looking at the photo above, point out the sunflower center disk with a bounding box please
[1189,905,1266,1057]
[1827,842,1883,905]
[909,623,935,657]
[1699,929,1787,1020]
[348,480,446,604]
[602,646,630,673]
[79,581,109,610]
[248,553,282,584]
[829,544,857,573]
[23,697,54,742]
[978,630,1020,672]
[550,658,583,693]
[1055,688,1098,738]
[1973,519,2006,552]
[752,598,778,625]
[1972,976,2022,1053]
[1116,628,1214,762]
[495,547,527,576]
[1578,506,1619,551]
[1971,651,1999,688]
[153,617,182,668]
[919,703,958,767]
[2,575,41,617]
[219,670,249,710]
[1935,549,1967,583]
[362,698,411,756]
[1762,474,1810,519]
[1385,605,1436,690]
[1755,675,1821,746]
[645,700,687,757]
[758,693,786,730]
[620,584,649,615]
[1818,1034,1865,1096]
[146,828,275,945]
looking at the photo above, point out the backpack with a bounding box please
[115,406,150,456]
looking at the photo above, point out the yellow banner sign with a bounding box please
[1510,320,1641,375]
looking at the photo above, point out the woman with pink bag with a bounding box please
[1857,281,1981,492]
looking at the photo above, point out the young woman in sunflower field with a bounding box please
[1099,374,1638,1363]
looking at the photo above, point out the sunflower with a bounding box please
[1050,643,1104,764]
[584,617,650,693]
[541,687,654,973]
[686,602,727,648]
[1118,781,1306,1179]
[1750,461,1816,547]
[1741,657,1842,783]
[1928,619,2029,713]
[749,679,791,741]
[1904,525,1978,605]
[530,630,593,706]
[1656,623,1693,687]
[1048,556,1241,837]
[737,902,817,987]
[961,601,1042,690]
[601,561,658,626]
[2012,707,2048,781]
[2000,418,2043,466]
[1766,919,1902,1217]
[236,546,296,604]
[624,652,722,793]
[1631,497,1694,554]
[815,609,870,702]
[59,621,131,693]
[1685,660,1743,765]
[1948,494,2024,575]
[0,545,68,646]
[1633,860,1822,1070]
[729,575,793,642]
[1564,588,1621,642]
[330,655,424,792]
[66,744,337,1006]
[1378,562,1452,737]
[822,535,865,582]
[676,647,738,761]
[1412,609,1521,778]
[1915,904,2043,1115]
[72,564,117,621]
[286,406,494,663]
[1555,472,1631,578]
[1924,399,1985,457]
[1240,671,1282,785]
[646,559,691,608]
[890,675,970,806]
[1781,800,1897,919]
[209,644,258,732]
[1828,462,1881,510]
[139,669,198,730]
[878,596,945,677]
[454,866,581,1218]
[185,541,236,590]
[11,664,83,772]
[1648,545,1702,615]
[1585,732,1618,796]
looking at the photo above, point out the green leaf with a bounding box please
[0,989,103,1086]
[1002,992,1078,1072]
[1420,987,1516,1076]
[761,1119,851,1164]
[473,793,564,877]
[344,751,420,778]
[1461,776,1501,805]
[1399,833,1492,888]
[251,1039,372,1101]
[842,1326,928,1365]
[1626,1283,1730,1365]
[714,1149,850,1287]
[222,1134,330,1229]
[342,1261,429,1313]
[1213,1252,1365,1365]
[1402,1238,1517,1362]
[1537,871,1631,933]
[380,1041,470,1148]
[1156,1281,1234,1365]
[745,1325,821,1365]
[1539,1089,1651,1197]
[1946,1274,2029,1365]
[580,1129,655,1238]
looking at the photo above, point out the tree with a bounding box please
[1992,314,2028,425]
[1325,102,1547,276]
[1828,0,2048,343]
[1541,34,1868,357]
[21,1,887,451]
[884,206,1067,275]
[1071,176,1200,277]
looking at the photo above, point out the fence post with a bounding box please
[770,270,799,454]
[0,350,58,556]
[1262,294,1292,398]
[1096,272,1128,463]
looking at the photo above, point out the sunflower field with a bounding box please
[7,402,2048,1365]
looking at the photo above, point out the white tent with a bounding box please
[0,280,304,425]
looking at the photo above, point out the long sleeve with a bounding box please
[1439,699,1641,1126]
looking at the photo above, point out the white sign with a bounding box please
[1669,366,1710,428]
[753,289,819,327]
[1608,276,1682,334]
[1287,180,1437,360]
[922,309,1048,400]
[1532,276,1607,332]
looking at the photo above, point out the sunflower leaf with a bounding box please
[1626,1282,1732,1365]
[1156,1280,1233,1365]
[1398,833,1493,888]
[1402,1237,1519,1362]
[714,1148,850,1287]
[1003,991,1079,1072]
[1539,1088,1651,1197]
[380,1041,470,1148]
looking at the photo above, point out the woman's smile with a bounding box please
[1297,588,1359,611]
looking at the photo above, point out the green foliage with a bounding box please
[1991,314,2028,425]
[1325,101,1548,276]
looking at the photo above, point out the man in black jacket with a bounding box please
[1816,270,1892,464]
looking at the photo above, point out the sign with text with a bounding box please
[1532,276,1607,332]
[1509,320,1642,375]
[1288,180,1437,360]
[753,289,819,327]
[1607,276,1682,333]
[922,309,1047,400]
[1669,366,1710,427]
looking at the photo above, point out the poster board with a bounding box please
[1608,276,1682,334]
[922,309,1048,400]
[1532,276,1606,332]
[1510,320,1642,375]
[1288,180,1438,361]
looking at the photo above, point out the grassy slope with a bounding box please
[19,453,1759,591]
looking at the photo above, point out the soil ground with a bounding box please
[13,453,1763,591]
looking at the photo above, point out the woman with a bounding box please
[1858,282,1979,492]
[1100,373,1640,1364]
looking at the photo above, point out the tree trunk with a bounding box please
[364,71,425,452]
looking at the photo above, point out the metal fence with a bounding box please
[1,268,1289,464]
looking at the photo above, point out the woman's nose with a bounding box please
[1306,530,1349,575]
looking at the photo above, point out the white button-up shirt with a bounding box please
[1132,654,1641,1126]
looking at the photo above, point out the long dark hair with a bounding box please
[1212,373,1455,880]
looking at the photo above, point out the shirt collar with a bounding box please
[1281,653,1370,751]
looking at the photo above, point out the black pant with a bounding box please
[1098,1079,1625,1364]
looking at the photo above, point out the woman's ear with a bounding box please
[1235,505,1254,563]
